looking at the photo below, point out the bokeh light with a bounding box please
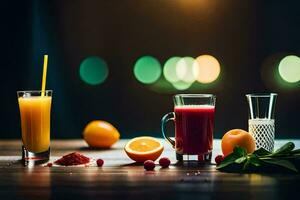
[176,57,196,83]
[163,57,181,83]
[261,53,300,90]
[172,81,192,90]
[79,56,109,85]
[193,55,221,84]
[278,55,300,83]
[134,56,162,84]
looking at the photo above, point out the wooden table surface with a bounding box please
[0,139,300,200]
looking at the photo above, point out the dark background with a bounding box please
[1,0,300,139]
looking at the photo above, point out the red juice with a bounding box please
[174,105,215,155]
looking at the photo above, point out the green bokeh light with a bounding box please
[79,56,109,85]
[134,56,162,84]
[163,57,181,83]
[172,81,192,90]
[176,57,196,83]
[278,55,300,83]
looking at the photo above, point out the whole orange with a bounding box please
[221,129,256,156]
[83,120,120,148]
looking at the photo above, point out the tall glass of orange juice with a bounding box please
[17,90,52,165]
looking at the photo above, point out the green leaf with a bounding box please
[235,157,247,164]
[291,149,300,154]
[217,141,300,173]
[272,142,295,156]
[233,146,247,157]
[243,159,251,170]
[242,155,262,171]
[249,155,262,167]
[262,159,298,172]
[253,148,271,156]
[216,153,241,169]
[216,147,246,169]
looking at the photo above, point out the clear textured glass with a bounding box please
[246,93,277,152]
[162,94,216,162]
[17,90,52,165]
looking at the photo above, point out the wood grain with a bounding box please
[0,139,300,200]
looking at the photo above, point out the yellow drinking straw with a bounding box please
[41,55,48,97]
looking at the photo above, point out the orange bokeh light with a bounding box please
[193,55,221,84]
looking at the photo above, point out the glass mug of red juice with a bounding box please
[161,94,216,162]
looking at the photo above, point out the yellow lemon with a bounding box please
[83,120,120,148]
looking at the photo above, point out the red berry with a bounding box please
[159,157,170,168]
[144,160,155,171]
[47,162,53,167]
[215,155,224,165]
[96,159,104,167]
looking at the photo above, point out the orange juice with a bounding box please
[18,96,52,153]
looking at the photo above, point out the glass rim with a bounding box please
[174,94,216,98]
[246,93,277,98]
[17,90,53,97]
[17,90,53,93]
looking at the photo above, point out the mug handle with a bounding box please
[161,112,176,148]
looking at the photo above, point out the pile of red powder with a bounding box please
[54,152,90,166]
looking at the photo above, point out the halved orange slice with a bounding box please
[124,136,164,162]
